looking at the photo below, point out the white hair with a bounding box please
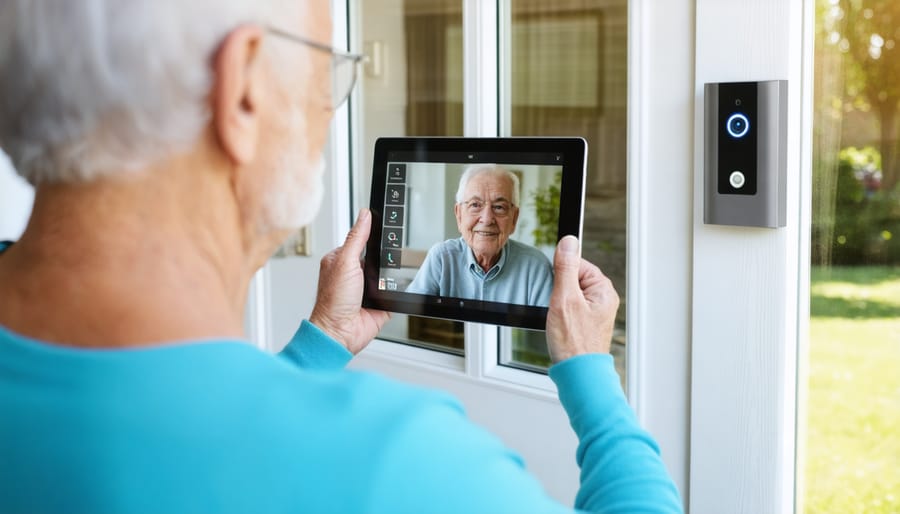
[0,0,304,185]
[455,164,520,206]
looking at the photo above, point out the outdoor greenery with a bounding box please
[821,0,900,193]
[819,146,900,265]
[530,170,562,247]
[805,266,900,514]
[812,0,900,266]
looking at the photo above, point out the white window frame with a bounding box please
[341,0,562,395]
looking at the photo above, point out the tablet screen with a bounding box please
[362,137,586,330]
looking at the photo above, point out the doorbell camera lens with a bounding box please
[726,113,750,138]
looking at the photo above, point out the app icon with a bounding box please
[381,249,401,268]
[386,185,406,205]
[388,163,407,183]
[384,206,405,226]
[382,228,403,249]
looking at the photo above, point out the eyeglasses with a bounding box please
[461,199,515,218]
[266,26,366,110]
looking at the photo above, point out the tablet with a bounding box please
[362,137,586,330]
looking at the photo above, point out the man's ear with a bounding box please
[211,25,265,165]
[454,203,463,229]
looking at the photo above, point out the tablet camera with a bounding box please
[726,113,749,138]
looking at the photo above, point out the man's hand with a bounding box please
[546,236,620,363]
[310,209,390,355]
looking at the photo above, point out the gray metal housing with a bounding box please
[704,80,788,228]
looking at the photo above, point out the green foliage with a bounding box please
[833,0,900,191]
[530,171,562,247]
[825,146,900,265]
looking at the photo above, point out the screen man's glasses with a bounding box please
[461,199,515,218]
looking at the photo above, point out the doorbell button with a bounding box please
[729,171,746,189]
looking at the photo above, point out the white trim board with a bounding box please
[689,0,809,512]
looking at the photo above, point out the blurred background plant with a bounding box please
[814,146,900,265]
[529,170,561,247]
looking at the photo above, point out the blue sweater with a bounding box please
[0,285,682,513]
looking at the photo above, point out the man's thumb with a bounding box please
[344,209,372,255]
[554,235,581,279]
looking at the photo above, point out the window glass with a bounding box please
[500,0,627,382]
[804,1,900,512]
[355,0,465,354]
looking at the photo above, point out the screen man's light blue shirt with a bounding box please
[406,237,554,306]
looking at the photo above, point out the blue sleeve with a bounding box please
[277,320,352,371]
[367,354,682,513]
[551,354,684,513]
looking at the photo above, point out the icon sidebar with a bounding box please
[382,163,406,271]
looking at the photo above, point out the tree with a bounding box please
[840,0,900,191]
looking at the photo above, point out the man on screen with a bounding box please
[406,164,554,306]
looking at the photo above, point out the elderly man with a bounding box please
[407,164,554,306]
[0,1,681,513]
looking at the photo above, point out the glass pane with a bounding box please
[803,1,900,512]
[500,0,627,381]
[355,0,465,354]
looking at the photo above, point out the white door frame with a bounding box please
[689,0,812,512]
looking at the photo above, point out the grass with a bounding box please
[804,266,900,514]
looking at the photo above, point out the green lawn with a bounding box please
[804,266,900,514]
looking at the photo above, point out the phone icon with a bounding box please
[381,249,401,268]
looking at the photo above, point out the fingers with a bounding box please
[364,308,392,329]
[579,260,617,307]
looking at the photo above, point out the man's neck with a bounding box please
[472,246,504,273]
[0,167,271,349]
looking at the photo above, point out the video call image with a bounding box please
[377,161,563,308]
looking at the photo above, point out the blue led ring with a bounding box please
[726,113,750,138]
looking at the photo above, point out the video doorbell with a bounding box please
[704,80,788,228]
